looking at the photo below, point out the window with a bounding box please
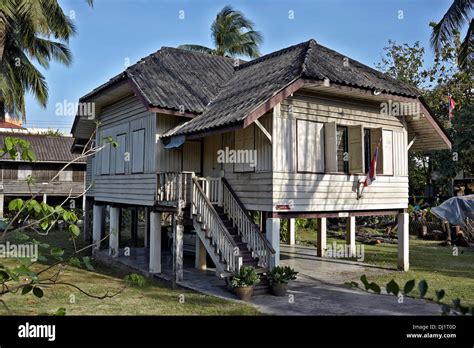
[382,130,393,175]
[363,128,393,175]
[234,125,255,173]
[18,165,32,180]
[336,126,348,173]
[297,120,325,173]
[100,142,110,175]
[132,129,145,173]
[364,128,371,174]
[347,125,364,174]
[115,133,127,174]
[59,169,73,181]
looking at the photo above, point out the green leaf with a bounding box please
[33,287,44,298]
[82,256,94,271]
[54,307,66,316]
[360,275,370,290]
[418,279,428,298]
[124,273,146,287]
[22,285,33,295]
[8,198,24,211]
[40,220,49,230]
[4,137,13,151]
[435,289,445,302]
[0,270,9,281]
[369,282,381,294]
[50,247,64,258]
[68,224,80,237]
[403,279,416,294]
[386,280,400,296]
[69,257,81,268]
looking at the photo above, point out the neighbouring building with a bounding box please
[0,132,87,218]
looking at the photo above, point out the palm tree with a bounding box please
[431,0,473,70]
[178,5,263,58]
[0,0,93,122]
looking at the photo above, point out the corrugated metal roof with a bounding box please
[0,133,86,163]
[163,39,421,137]
[75,39,424,139]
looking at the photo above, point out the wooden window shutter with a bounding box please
[297,120,325,173]
[370,128,384,174]
[132,129,145,173]
[382,130,393,175]
[115,133,126,174]
[324,122,337,172]
[348,125,364,174]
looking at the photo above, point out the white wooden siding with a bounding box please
[156,114,183,172]
[270,92,409,212]
[296,119,325,173]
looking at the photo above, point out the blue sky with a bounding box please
[23,0,455,132]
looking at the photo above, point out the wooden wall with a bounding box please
[271,91,409,212]
[92,95,157,206]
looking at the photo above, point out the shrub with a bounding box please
[231,266,260,288]
[268,266,298,284]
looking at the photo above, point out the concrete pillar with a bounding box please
[0,193,4,219]
[288,218,296,245]
[109,206,120,257]
[149,211,162,273]
[316,217,327,257]
[83,199,91,242]
[172,215,184,284]
[266,217,280,268]
[195,237,207,270]
[42,193,47,204]
[397,212,409,271]
[346,216,356,256]
[144,207,150,248]
[92,204,104,250]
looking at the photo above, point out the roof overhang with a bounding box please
[163,78,452,152]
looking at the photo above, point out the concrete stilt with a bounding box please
[92,204,104,251]
[288,218,296,245]
[109,206,120,257]
[195,238,207,270]
[397,212,409,271]
[266,217,280,268]
[346,216,356,256]
[149,211,162,273]
[316,217,327,257]
[0,193,4,219]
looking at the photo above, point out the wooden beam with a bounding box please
[243,78,306,127]
[270,209,402,219]
[254,119,272,143]
[407,134,418,150]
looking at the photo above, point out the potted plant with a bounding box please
[268,266,298,296]
[231,266,260,301]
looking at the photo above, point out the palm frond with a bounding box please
[177,44,215,54]
[459,19,473,70]
[431,0,474,53]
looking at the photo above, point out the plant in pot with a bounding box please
[268,266,298,296]
[231,266,260,301]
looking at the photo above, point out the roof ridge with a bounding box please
[301,39,317,76]
[235,39,316,71]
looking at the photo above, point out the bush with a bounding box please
[268,266,298,284]
[231,266,260,288]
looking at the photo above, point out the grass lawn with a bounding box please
[1,230,260,316]
[297,228,474,308]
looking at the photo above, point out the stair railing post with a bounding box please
[190,172,195,219]
[235,255,243,273]
[218,177,223,207]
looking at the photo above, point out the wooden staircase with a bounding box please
[191,176,275,295]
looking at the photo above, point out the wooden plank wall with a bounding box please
[271,91,409,212]
[92,95,157,206]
